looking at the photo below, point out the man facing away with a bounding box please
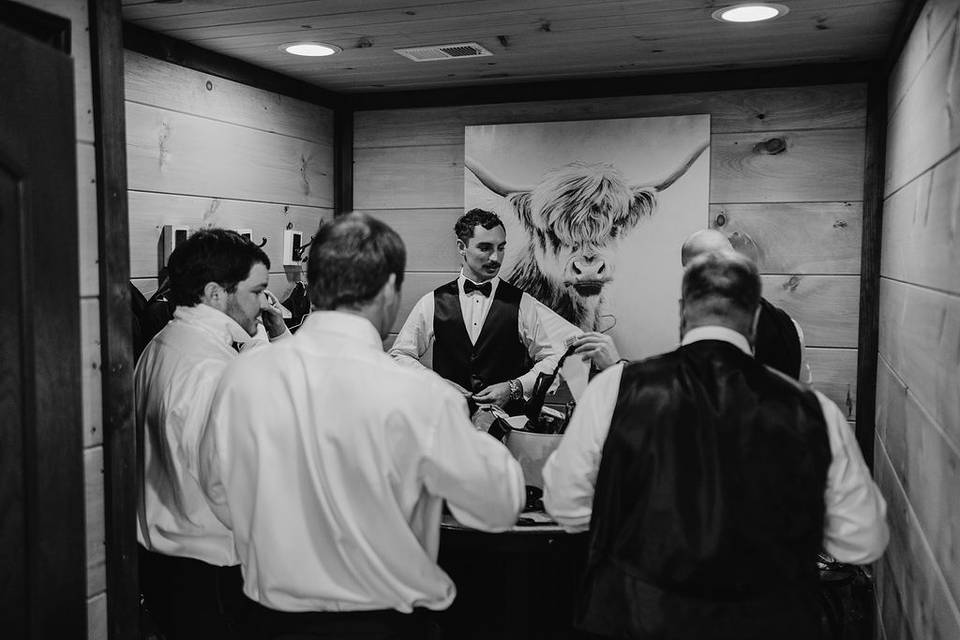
[682,228,807,381]
[389,208,579,412]
[543,250,887,640]
[136,228,289,639]
[199,212,524,640]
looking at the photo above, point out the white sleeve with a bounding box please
[792,318,813,385]
[542,363,623,533]
[516,293,581,396]
[818,391,889,563]
[197,375,234,529]
[388,292,434,370]
[420,388,525,531]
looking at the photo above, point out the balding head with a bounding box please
[680,229,734,267]
[680,249,762,341]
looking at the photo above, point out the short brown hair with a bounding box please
[307,213,406,310]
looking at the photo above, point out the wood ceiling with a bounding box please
[121,0,906,94]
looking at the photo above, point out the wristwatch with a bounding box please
[508,378,523,400]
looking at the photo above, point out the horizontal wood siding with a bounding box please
[876,1,960,637]
[354,83,866,414]
[125,50,334,298]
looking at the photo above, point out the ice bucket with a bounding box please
[504,416,563,489]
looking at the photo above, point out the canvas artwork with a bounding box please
[464,115,711,360]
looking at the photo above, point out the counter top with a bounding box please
[441,510,562,534]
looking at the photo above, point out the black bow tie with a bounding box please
[463,280,492,297]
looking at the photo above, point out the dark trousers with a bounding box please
[246,598,428,640]
[139,547,248,640]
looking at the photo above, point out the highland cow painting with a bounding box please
[464,115,711,360]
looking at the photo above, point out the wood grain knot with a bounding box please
[753,137,787,155]
[715,213,727,227]
[783,275,801,292]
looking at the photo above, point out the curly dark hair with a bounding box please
[307,213,406,310]
[166,228,270,307]
[454,208,505,243]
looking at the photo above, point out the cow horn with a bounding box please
[637,141,710,192]
[464,155,533,196]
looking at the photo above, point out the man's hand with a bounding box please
[260,290,290,340]
[473,381,513,407]
[568,332,621,371]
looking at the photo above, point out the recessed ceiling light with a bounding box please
[280,42,341,57]
[712,3,789,23]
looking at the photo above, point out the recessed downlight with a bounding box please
[712,3,789,23]
[281,42,341,57]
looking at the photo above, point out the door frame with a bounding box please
[89,1,138,639]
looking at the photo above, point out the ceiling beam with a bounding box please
[123,22,347,110]
[349,61,877,111]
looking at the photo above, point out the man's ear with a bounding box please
[201,281,229,312]
[456,238,467,255]
[748,304,762,347]
[378,273,401,335]
[380,272,398,298]
[678,298,687,339]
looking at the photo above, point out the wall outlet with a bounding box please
[160,225,191,269]
[283,229,304,266]
[234,228,253,242]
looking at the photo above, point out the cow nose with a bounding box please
[572,256,606,279]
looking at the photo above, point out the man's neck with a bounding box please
[333,305,385,339]
[461,268,496,284]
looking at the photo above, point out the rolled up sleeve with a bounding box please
[420,390,524,531]
[543,364,622,533]
[818,392,889,564]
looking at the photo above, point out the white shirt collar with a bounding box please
[298,310,383,351]
[680,325,753,356]
[174,303,251,347]
[458,269,500,295]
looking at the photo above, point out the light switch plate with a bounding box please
[283,229,304,266]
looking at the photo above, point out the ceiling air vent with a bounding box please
[394,42,493,62]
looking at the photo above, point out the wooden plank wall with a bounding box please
[354,83,866,417]
[19,1,107,637]
[875,0,960,638]
[124,51,335,302]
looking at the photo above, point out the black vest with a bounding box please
[578,340,831,640]
[755,297,801,380]
[432,279,528,396]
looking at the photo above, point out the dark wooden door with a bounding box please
[0,17,86,639]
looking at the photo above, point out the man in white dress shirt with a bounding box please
[543,250,887,639]
[389,208,578,413]
[199,212,524,640]
[136,228,289,640]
